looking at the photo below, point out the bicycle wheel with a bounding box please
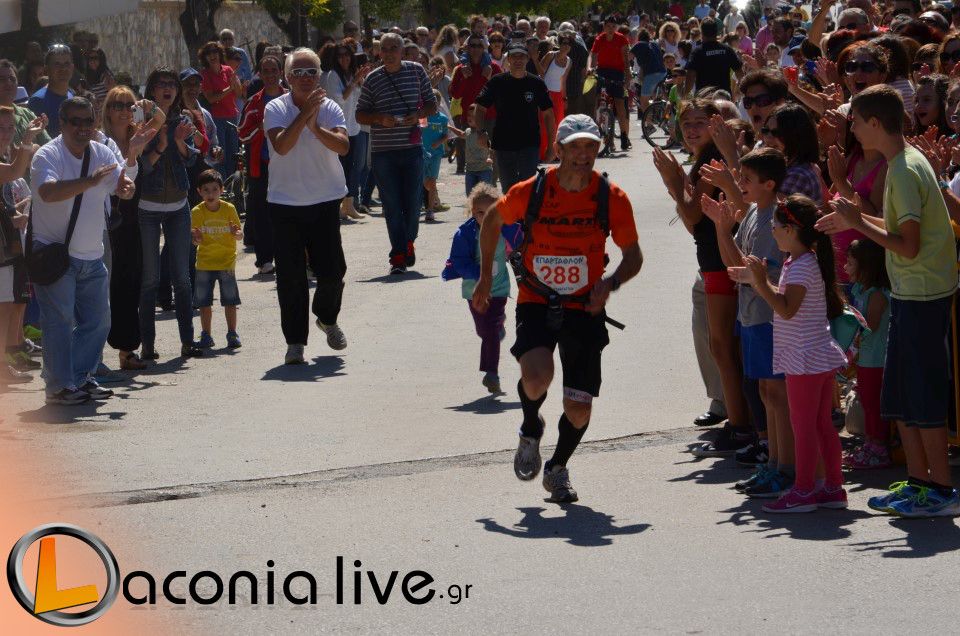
[642,101,673,149]
[232,175,246,218]
[603,107,616,149]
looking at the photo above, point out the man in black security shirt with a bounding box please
[683,17,743,96]
[475,41,557,193]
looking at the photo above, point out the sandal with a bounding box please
[120,351,147,370]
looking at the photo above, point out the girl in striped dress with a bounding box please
[745,194,848,514]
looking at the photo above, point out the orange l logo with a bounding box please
[33,537,99,614]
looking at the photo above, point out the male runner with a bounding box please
[471,114,643,503]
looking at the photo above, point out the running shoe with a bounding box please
[6,350,41,371]
[735,439,768,467]
[620,133,632,151]
[482,373,501,394]
[424,210,436,222]
[0,365,32,384]
[867,481,919,513]
[285,344,306,365]
[356,203,372,216]
[842,442,891,470]
[93,363,125,384]
[181,343,204,358]
[690,425,753,457]
[21,338,42,356]
[258,262,275,275]
[45,387,90,405]
[888,487,960,518]
[735,464,771,493]
[514,431,543,481]
[694,411,725,427]
[761,488,818,513]
[543,464,578,503]
[226,331,242,349]
[197,331,216,349]
[745,470,793,499]
[316,321,347,350]
[79,380,114,400]
[815,485,849,509]
[436,202,450,212]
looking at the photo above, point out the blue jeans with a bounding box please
[357,131,377,204]
[215,115,240,178]
[340,132,367,200]
[139,206,195,348]
[465,169,494,195]
[371,146,424,258]
[496,147,539,194]
[34,255,110,394]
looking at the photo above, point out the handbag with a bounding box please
[24,146,90,286]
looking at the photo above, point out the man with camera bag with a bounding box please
[471,114,642,503]
[29,96,134,405]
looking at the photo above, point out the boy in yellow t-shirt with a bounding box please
[191,170,243,349]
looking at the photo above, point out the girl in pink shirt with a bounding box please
[746,195,848,514]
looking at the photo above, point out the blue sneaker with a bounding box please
[735,464,771,493]
[867,481,919,513]
[888,487,960,518]
[226,331,242,349]
[745,470,793,499]
[198,331,215,348]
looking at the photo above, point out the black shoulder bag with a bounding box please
[25,146,91,286]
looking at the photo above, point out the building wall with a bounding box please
[75,1,290,84]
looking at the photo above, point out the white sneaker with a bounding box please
[285,344,305,365]
[316,321,347,350]
[258,262,275,275]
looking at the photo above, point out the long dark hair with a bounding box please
[144,66,184,115]
[847,239,890,290]
[771,103,819,165]
[774,194,844,319]
[83,48,110,85]
[914,73,950,135]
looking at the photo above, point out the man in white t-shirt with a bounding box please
[30,96,134,405]
[264,48,350,365]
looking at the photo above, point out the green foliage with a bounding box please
[360,0,591,27]
[253,0,344,31]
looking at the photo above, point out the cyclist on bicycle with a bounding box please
[630,30,667,114]
[589,15,632,151]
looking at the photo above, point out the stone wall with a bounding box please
[75,1,290,84]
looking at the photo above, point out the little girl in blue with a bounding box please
[442,183,521,394]
[422,89,463,222]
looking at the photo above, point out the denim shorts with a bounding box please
[423,153,442,180]
[737,321,783,380]
[193,269,241,307]
[640,71,667,96]
[880,295,952,428]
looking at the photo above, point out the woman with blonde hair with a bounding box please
[100,85,164,369]
[432,24,460,73]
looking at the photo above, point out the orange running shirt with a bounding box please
[497,168,638,307]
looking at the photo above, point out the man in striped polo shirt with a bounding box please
[357,33,438,275]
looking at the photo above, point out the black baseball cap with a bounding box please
[506,41,529,56]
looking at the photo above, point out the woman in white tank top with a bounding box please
[538,36,572,160]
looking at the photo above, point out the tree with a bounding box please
[255,0,344,46]
[179,0,223,64]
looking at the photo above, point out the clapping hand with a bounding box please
[826,145,853,198]
[698,159,739,197]
[88,163,119,188]
[743,255,768,288]
[817,194,864,234]
[174,120,194,142]
[128,123,158,158]
[814,59,839,87]
[700,193,736,234]
[652,146,688,200]
[115,170,136,199]
[707,114,743,162]
[22,115,47,144]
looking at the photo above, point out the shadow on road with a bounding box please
[261,355,345,381]
[356,272,436,284]
[16,403,127,425]
[446,396,520,414]
[717,499,872,542]
[477,505,651,547]
[848,518,960,558]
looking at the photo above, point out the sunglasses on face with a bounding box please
[108,101,136,111]
[154,80,178,89]
[64,116,95,127]
[290,67,319,77]
[844,60,879,74]
[743,93,775,109]
[839,22,859,30]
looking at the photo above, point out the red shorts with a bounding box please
[702,270,737,296]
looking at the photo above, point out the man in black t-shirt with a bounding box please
[682,18,743,96]
[475,41,556,193]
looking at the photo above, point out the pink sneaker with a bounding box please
[815,485,848,509]
[761,488,818,513]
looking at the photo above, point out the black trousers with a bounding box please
[107,212,142,352]
[270,199,346,345]
[248,164,274,267]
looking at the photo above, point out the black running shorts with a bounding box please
[510,302,610,400]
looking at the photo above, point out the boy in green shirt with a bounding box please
[191,169,243,349]
[820,85,959,517]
